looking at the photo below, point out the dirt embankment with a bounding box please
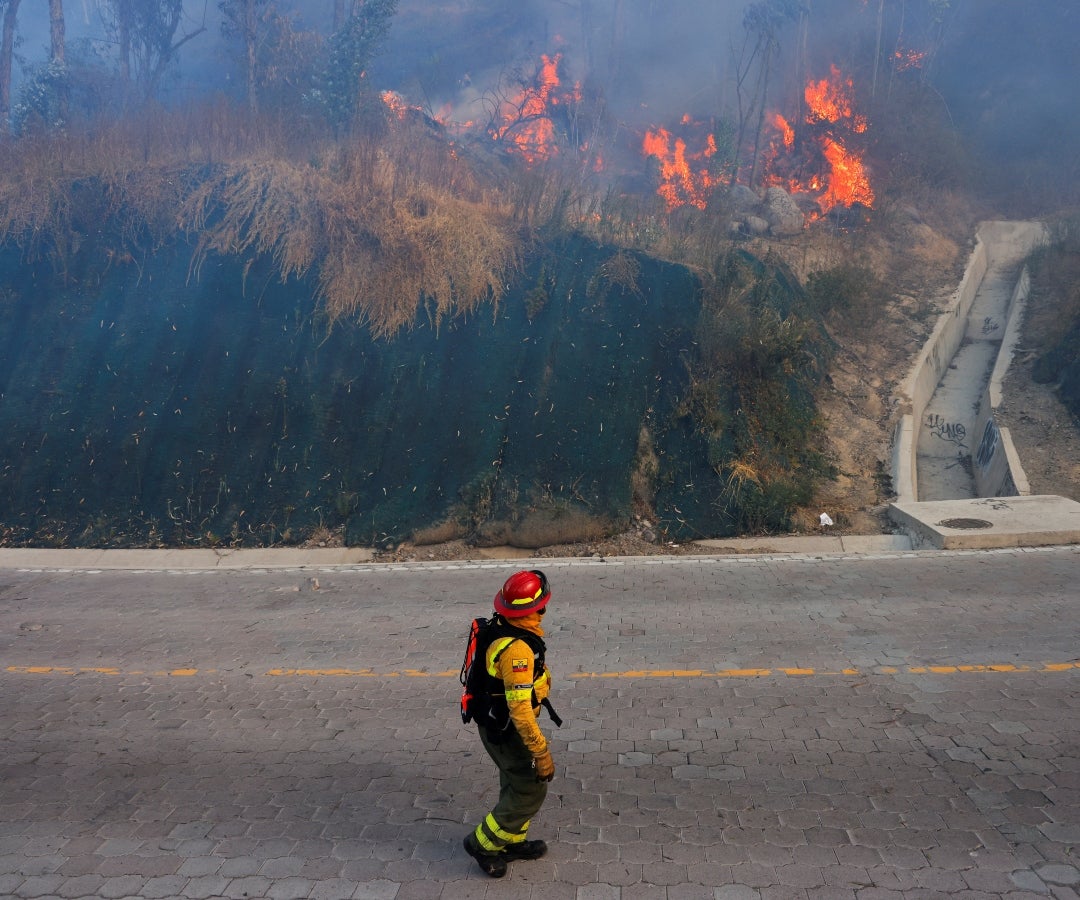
[996,293,1080,501]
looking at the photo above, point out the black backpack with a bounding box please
[459,614,561,730]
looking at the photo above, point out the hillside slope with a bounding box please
[380,208,1080,561]
[0,225,836,550]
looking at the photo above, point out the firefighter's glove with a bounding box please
[534,748,555,782]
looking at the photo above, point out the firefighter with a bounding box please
[463,569,557,878]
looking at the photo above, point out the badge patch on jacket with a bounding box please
[511,657,529,672]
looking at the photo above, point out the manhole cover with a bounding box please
[937,517,993,530]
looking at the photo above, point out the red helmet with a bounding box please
[494,569,551,617]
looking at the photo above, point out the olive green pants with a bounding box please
[471,724,548,852]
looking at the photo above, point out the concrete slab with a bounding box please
[888,494,1080,549]
[916,453,975,502]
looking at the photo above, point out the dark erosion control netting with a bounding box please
[0,235,826,548]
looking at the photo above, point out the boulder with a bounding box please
[763,186,805,236]
[791,192,823,217]
[743,215,770,236]
[726,183,761,212]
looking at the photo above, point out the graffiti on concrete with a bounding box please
[975,419,1000,470]
[926,413,967,450]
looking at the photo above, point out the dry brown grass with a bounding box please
[411,518,469,546]
[180,131,521,336]
[0,104,521,336]
[0,96,745,333]
[630,423,659,517]
[0,105,273,261]
[475,505,613,550]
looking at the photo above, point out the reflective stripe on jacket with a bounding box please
[486,634,550,755]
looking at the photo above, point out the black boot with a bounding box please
[503,839,548,860]
[463,833,507,878]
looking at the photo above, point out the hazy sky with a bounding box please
[9,0,1079,182]
[10,0,749,124]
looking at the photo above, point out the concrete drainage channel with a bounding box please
[887,220,1080,549]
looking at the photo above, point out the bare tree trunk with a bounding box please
[748,42,773,188]
[1,0,21,135]
[146,20,205,104]
[609,0,624,85]
[333,0,344,30]
[890,0,908,97]
[871,0,884,99]
[117,0,131,83]
[796,0,809,125]
[49,0,65,63]
[578,0,593,73]
[50,0,69,125]
[242,0,257,116]
[246,27,257,114]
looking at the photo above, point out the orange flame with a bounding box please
[893,47,926,71]
[381,90,412,120]
[641,120,719,211]
[820,138,874,209]
[805,64,867,133]
[493,53,580,165]
[762,64,874,214]
[772,113,795,150]
[642,65,875,216]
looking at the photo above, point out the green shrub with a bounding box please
[805,262,882,323]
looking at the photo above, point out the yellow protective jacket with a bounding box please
[485,613,551,755]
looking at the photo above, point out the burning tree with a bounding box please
[764,64,874,214]
[641,116,729,211]
[482,53,582,166]
[731,0,806,191]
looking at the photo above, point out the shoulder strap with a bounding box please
[485,617,561,727]
[488,617,546,660]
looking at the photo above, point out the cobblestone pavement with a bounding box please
[1,546,1078,899]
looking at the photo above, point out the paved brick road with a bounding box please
[1,547,1078,899]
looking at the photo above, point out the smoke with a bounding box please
[935,2,1080,151]
[374,0,748,130]
[362,0,1080,213]
[8,0,1079,208]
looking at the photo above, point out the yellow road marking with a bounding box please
[4,666,216,676]
[569,663,1078,678]
[4,662,1080,678]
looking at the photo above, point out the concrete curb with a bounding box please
[0,534,916,569]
